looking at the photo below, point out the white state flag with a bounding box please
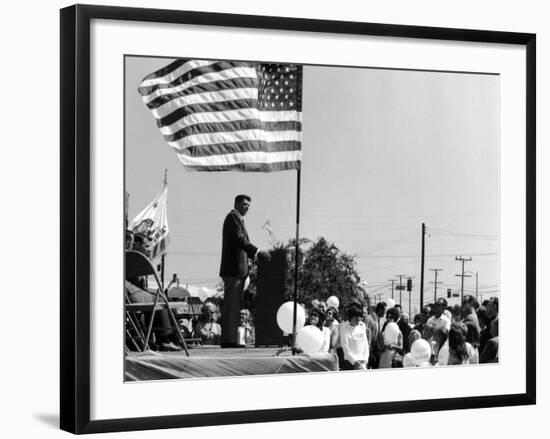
[130,186,170,260]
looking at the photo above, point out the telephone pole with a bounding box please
[396,274,407,306]
[429,268,443,302]
[388,279,396,299]
[455,256,472,302]
[407,276,415,317]
[420,222,426,310]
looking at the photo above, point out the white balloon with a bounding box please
[326,296,340,310]
[385,298,396,309]
[296,325,324,354]
[411,339,432,364]
[244,276,250,291]
[198,286,210,301]
[403,353,417,368]
[383,322,400,346]
[276,301,306,334]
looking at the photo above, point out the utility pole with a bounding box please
[420,223,426,310]
[396,274,407,306]
[388,279,396,299]
[429,268,443,302]
[455,256,472,302]
[407,276,414,318]
[475,271,479,301]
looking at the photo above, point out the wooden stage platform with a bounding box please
[125,346,338,381]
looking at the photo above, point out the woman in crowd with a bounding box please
[407,329,421,354]
[378,307,403,368]
[432,327,449,365]
[339,302,369,370]
[309,307,331,353]
[447,322,476,365]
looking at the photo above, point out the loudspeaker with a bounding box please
[255,248,287,347]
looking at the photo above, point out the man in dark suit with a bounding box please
[219,194,269,348]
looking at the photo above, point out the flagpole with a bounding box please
[291,166,301,353]
[160,169,167,290]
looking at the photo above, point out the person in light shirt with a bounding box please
[309,307,331,353]
[425,297,451,333]
[339,302,369,370]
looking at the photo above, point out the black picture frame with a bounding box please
[60,4,536,434]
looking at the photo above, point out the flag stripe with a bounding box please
[158,99,258,127]
[141,67,259,104]
[144,78,260,110]
[183,161,301,172]
[163,120,302,143]
[139,60,213,88]
[176,140,301,158]
[175,150,302,167]
[159,109,302,136]
[150,88,259,119]
[168,129,301,150]
[139,60,253,93]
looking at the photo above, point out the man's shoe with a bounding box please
[159,341,182,351]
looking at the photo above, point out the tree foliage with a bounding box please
[248,236,364,315]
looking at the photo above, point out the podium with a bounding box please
[255,249,287,347]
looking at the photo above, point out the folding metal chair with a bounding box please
[125,250,189,355]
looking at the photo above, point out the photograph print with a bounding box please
[123,55,499,381]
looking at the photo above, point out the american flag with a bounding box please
[138,59,303,172]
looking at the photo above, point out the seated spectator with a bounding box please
[237,308,255,347]
[177,318,194,339]
[132,233,152,258]
[339,302,369,370]
[125,280,181,351]
[194,302,222,345]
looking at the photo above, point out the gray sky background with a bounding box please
[125,56,499,314]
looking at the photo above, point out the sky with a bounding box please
[125,56,499,315]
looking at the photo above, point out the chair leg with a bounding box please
[143,289,162,350]
[159,292,190,356]
[126,311,145,351]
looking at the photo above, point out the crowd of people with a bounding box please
[126,214,499,367]
[298,294,499,370]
